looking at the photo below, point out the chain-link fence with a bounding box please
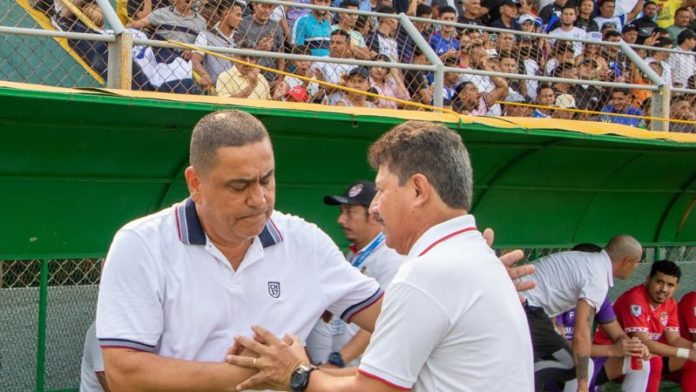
[4,0,696,132]
[1,259,101,392]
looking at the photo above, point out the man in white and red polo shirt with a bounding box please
[594,260,696,392]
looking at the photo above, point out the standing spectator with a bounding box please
[292,0,332,56]
[632,1,659,43]
[667,7,692,44]
[549,6,587,57]
[532,84,556,118]
[600,88,645,127]
[538,0,567,26]
[594,260,696,392]
[428,6,461,61]
[331,0,371,59]
[127,0,206,44]
[236,1,286,82]
[396,4,432,63]
[215,41,271,99]
[592,0,641,32]
[646,36,674,86]
[365,7,399,61]
[311,30,356,104]
[192,0,244,92]
[576,0,599,31]
[490,0,521,30]
[460,0,484,25]
[668,29,696,87]
[369,55,410,109]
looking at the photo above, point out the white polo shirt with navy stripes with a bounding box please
[96,198,382,362]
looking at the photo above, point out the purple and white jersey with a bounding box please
[555,296,616,341]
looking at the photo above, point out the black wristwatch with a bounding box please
[290,363,317,392]
[327,351,346,368]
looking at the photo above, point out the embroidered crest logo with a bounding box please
[348,184,363,197]
[660,312,668,326]
[268,281,281,298]
[630,304,642,317]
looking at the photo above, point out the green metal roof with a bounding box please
[1,85,695,258]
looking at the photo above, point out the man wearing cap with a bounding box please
[668,29,696,87]
[306,181,403,366]
[490,0,520,30]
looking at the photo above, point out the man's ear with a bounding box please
[411,173,431,206]
[185,166,202,203]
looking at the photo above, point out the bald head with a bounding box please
[605,235,642,262]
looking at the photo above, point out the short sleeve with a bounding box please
[312,228,382,322]
[96,229,163,352]
[595,297,617,324]
[358,282,449,389]
[578,269,609,310]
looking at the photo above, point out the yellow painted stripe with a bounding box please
[2,80,696,143]
[14,0,105,85]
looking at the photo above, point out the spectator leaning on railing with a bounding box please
[127,0,206,44]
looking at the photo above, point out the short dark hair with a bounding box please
[649,259,681,281]
[675,6,691,15]
[571,243,603,252]
[416,4,432,17]
[368,121,473,210]
[561,5,576,12]
[331,29,351,41]
[219,0,243,12]
[599,0,615,6]
[610,87,630,97]
[340,0,359,7]
[439,5,457,15]
[643,0,656,7]
[603,30,621,40]
[375,5,395,14]
[190,110,270,174]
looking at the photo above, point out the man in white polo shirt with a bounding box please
[519,236,643,392]
[226,121,535,392]
[96,110,383,390]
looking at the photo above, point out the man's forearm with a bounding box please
[104,348,256,392]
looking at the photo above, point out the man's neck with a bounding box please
[441,29,453,39]
[354,229,383,251]
[561,24,573,31]
[219,24,234,36]
[378,25,392,37]
[253,16,268,25]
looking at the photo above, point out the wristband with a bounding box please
[676,348,690,359]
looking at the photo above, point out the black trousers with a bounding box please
[524,303,576,392]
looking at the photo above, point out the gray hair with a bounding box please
[368,121,473,210]
[605,234,642,263]
[190,110,269,174]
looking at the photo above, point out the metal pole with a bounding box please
[397,13,443,107]
[651,84,671,132]
[107,31,133,90]
[618,41,664,87]
[94,0,125,35]
[35,259,49,392]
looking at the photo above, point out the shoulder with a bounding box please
[119,204,176,240]
[267,210,330,244]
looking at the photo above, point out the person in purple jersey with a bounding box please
[554,243,650,392]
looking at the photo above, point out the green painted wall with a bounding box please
[1,86,696,259]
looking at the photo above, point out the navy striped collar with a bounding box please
[175,198,283,248]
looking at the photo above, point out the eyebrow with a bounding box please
[225,169,275,187]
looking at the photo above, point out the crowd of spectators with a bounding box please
[32,0,696,131]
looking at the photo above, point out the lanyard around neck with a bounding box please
[351,232,385,268]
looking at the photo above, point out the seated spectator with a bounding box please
[396,3,432,63]
[461,45,505,115]
[191,0,243,92]
[490,0,520,30]
[632,1,659,43]
[646,36,674,87]
[622,23,639,44]
[428,6,460,61]
[127,0,206,44]
[601,30,629,82]
[275,85,311,102]
[332,0,370,59]
[403,70,434,109]
[335,66,375,107]
[532,84,555,118]
[274,49,321,102]
[130,29,198,93]
[120,0,169,23]
[575,0,599,32]
[667,7,692,44]
[369,55,410,109]
[552,93,577,119]
[54,1,108,77]
[575,32,609,78]
[545,41,576,76]
[311,29,356,104]
[600,88,645,127]
[459,0,484,25]
[366,6,399,61]
[668,29,696,87]
[236,1,286,82]
[549,6,587,58]
[499,53,529,99]
[630,60,662,107]
[518,13,537,32]
[570,59,604,111]
[503,93,532,116]
[442,59,461,102]
[669,96,696,133]
[496,32,515,55]
[215,40,271,99]
[453,76,508,116]
[551,62,576,95]
[292,0,332,56]
[518,36,542,100]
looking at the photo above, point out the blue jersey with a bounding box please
[428,31,460,57]
[600,105,646,128]
[292,13,331,57]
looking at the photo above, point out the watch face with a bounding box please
[290,371,306,389]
